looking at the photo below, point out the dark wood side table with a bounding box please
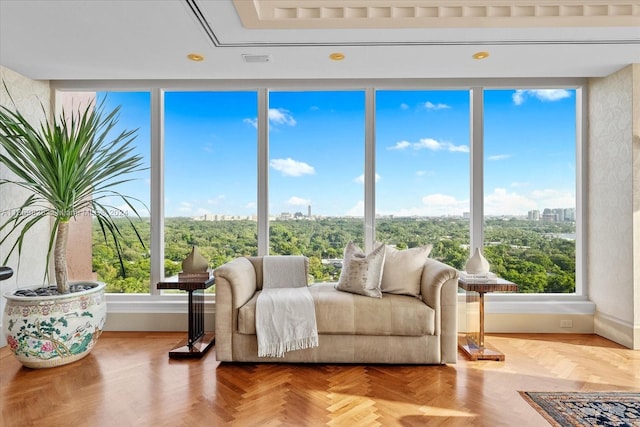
[157,276,215,358]
[458,277,518,361]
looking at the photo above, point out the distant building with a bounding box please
[194,213,256,221]
[552,208,565,222]
[528,210,540,221]
[564,208,576,221]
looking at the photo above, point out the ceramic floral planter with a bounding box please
[2,281,106,369]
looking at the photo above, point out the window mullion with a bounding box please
[257,88,269,256]
[365,88,376,252]
[470,87,484,255]
[150,88,164,294]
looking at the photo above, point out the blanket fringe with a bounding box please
[258,335,319,358]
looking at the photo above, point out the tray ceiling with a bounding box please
[0,0,638,81]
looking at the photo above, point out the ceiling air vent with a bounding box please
[242,54,272,63]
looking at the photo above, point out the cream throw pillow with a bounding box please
[380,244,433,297]
[336,241,386,298]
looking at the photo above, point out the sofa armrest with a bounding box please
[214,257,258,361]
[420,258,459,364]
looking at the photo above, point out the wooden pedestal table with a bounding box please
[458,277,518,361]
[157,276,215,358]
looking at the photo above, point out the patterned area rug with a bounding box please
[520,391,640,426]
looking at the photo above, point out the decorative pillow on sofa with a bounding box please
[335,241,386,298]
[379,244,433,298]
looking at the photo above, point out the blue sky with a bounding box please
[99,88,576,218]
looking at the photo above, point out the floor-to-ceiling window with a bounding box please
[164,91,258,280]
[375,90,471,269]
[90,92,151,293]
[60,81,582,296]
[483,88,577,293]
[267,91,365,282]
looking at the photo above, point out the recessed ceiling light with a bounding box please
[472,51,490,60]
[187,53,205,62]
[329,52,345,61]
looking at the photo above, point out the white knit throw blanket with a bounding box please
[256,256,318,358]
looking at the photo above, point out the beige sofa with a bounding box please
[214,256,459,364]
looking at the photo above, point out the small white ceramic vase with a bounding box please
[465,248,490,274]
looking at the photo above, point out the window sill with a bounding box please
[105,293,216,314]
[105,293,594,316]
[458,293,595,314]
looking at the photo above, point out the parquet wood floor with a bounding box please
[1,332,639,426]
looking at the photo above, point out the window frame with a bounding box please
[52,78,588,308]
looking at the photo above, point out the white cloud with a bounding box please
[513,89,572,106]
[287,196,310,206]
[415,138,469,153]
[512,91,526,106]
[510,181,529,188]
[531,189,575,209]
[377,187,574,218]
[354,173,381,184]
[488,154,512,161]
[388,138,468,153]
[345,200,365,217]
[380,193,468,217]
[416,170,435,177]
[245,202,256,209]
[268,108,296,126]
[243,118,257,128]
[484,188,537,216]
[414,138,443,150]
[484,188,574,215]
[243,108,297,128]
[400,103,410,110]
[270,158,315,177]
[424,101,451,110]
[388,140,412,150]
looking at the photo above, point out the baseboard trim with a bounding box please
[594,311,638,349]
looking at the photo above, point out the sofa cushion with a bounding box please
[247,256,311,290]
[262,255,308,289]
[380,244,433,298]
[237,283,435,336]
[335,241,385,298]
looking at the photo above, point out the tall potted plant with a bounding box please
[0,92,146,368]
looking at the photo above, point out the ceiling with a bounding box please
[0,0,638,81]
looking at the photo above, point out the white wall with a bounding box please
[634,65,640,349]
[0,66,52,347]
[588,64,640,349]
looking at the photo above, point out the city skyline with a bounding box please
[192,205,576,222]
[98,89,576,219]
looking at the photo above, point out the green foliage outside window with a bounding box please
[93,217,575,294]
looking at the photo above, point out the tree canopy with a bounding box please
[93,217,575,294]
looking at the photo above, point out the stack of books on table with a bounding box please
[459,271,498,283]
